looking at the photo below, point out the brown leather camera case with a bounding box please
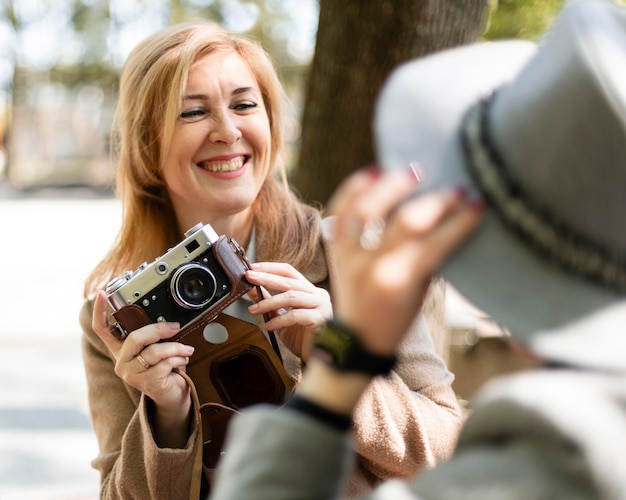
[110,236,254,339]
[109,236,295,470]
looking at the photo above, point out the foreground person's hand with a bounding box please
[326,168,484,358]
[296,168,484,416]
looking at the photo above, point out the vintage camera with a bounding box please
[105,223,253,339]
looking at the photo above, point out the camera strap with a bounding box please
[174,367,204,500]
[255,284,283,364]
[230,235,283,364]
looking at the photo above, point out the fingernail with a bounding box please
[454,185,468,198]
[365,164,382,178]
[250,262,261,270]
[248,303,259,312]
[469,196,487,211]
[408,162,425,183]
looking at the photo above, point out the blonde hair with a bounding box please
[85,21,321,296]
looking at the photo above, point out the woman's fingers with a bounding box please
[329,168,419,237]
[126,338,194,369]
[246,265,331,315]
[327,167,418,218]
[261,306,328,331]
[364,191,483,296]
[91,291,192,414]
[395,190,484,273]
[91,291,124,354]
[92,290,193,386]
[244,261,332,358]
[325,167,384,217]
[120,322,181,359]
[246,262,310,288]
[92,290,182,357]
[330,184,485,355]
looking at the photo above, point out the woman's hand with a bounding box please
[327,167,484,357]
[91,291,195,448]
[245,263,332,361]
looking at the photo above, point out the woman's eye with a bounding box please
[233,102,257,111]
[179,108,206,122]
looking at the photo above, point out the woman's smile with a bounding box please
[196,153,251,180]
[197,154,249,173]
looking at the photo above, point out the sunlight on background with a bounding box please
[0,0,319,186]
[0,0,318,80]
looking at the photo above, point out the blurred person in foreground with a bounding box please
[210,0,626,498]
[80,20,463,499]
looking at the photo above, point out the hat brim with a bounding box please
[375,41,624,371]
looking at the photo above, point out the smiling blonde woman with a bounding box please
[80,21,462,499]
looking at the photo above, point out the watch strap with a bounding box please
[286,394,352,431]
[312,319,397,376]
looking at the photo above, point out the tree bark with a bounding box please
[294,0,489,206]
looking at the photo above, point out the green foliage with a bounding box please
[485,0,562,40]
[485,0,626,41]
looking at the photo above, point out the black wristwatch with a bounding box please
[312,319,397,376]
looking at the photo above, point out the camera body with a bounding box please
[105,223,252,339]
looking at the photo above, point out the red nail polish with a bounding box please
[364,164,382,178]
[470,196,487,211]
[454,186,468,198]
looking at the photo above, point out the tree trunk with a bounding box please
[294,0,489,206]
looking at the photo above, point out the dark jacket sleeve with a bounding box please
[213,405,355,500]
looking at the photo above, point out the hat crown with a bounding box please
[375,0,626,371]
[491,0,626,255]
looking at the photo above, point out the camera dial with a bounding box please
[105,276,127,295]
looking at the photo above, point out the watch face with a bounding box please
[313,321,397,376]
[314,322,352,363]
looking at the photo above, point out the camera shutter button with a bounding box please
[105,276,127,294]
[203,323,229,344]
[184,222,204,237]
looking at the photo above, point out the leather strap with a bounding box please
[255,284,283,363]
[175,369,204,500]
[200,403,238,469]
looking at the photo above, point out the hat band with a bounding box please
[462,93,626,291]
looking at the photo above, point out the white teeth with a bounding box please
[199,157,245,172]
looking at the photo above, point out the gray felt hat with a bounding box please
[374,0,626,372]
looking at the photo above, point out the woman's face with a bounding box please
[162,50,272,231]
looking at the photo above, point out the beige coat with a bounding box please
[80,219,463,499]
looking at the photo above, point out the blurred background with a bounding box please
[0,0,319,189]
[0,0,585,191]
[0,1,610,498]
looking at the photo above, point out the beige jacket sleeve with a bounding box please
[347,302,463,495]
[79,300,202,500]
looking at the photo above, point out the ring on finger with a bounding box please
[359,217,386,251]
[136,353,151,370]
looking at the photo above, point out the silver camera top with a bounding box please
[105,223,219,310]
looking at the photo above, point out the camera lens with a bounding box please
[170,263,217,309]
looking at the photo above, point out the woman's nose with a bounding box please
[208,113,242,144]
